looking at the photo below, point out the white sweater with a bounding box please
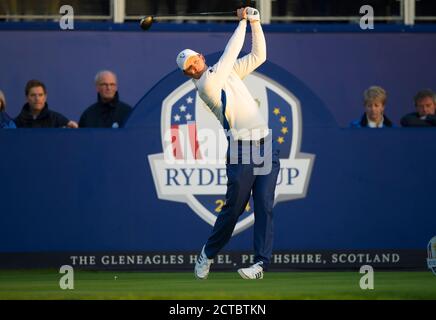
[193,20,269,141]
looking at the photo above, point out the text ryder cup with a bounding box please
[165,166,299,186]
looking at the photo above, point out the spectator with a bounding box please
[15,80,78,128]
[79,71,132,128]
[0,90,16,128]
[350,86,394,128]
[400,89,436,127]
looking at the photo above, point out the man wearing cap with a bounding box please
[176,7,280,280]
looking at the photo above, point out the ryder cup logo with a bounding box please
[428,236,436,276]
[148,72,314,235]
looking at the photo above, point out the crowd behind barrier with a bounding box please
[0,71,133,129]
[2,84,435,129]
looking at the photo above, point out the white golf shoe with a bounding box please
[194,246,213,280]
[238,262,264,280]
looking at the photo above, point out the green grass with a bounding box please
[0,270,435,300]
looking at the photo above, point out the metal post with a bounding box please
[399,0,404,20]
[258,0,271,24]
[113,0,126,23]
[404,0,416,25]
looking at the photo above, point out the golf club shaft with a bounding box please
[190,11,237,16]
[143,11,237,20]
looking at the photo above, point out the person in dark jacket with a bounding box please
[79,71,132,128]
[350,86,394,128]
[0,90,16,129]
[15,80,78,128]
[400,89,436,127]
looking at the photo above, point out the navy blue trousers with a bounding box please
[204,140,280,269]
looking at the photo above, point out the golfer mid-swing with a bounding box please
[176,7,280,280]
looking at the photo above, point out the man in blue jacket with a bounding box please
[15,80,78,128]
[400,89,436,127]
[79,71,132,128]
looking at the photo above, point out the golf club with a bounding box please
[140,11,237,30]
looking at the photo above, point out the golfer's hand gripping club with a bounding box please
[246,7,260,22]
[236,8,247,21]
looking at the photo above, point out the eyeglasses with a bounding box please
[99,83,117,87]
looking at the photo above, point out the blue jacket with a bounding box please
[79,92,132,128]
[400,112,436,127]
[0,111,16,129]
[15,103,69,128]
[350,113,394,128]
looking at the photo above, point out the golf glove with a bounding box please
[246,7,260,22]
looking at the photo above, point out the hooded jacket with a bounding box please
[79,92,132,128]
[14,103,69,128]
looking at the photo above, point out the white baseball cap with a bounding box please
[176,49,200,71]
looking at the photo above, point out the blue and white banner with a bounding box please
[148,72,314,234]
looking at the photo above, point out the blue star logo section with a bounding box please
[169,90,200,160]
[267,88,292,158]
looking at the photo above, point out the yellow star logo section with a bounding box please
[273,108,280,116]
[277,136,285,144]
[279,116,287,124]
[281,127,288,135]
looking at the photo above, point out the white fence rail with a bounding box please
[0,0,434,25]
